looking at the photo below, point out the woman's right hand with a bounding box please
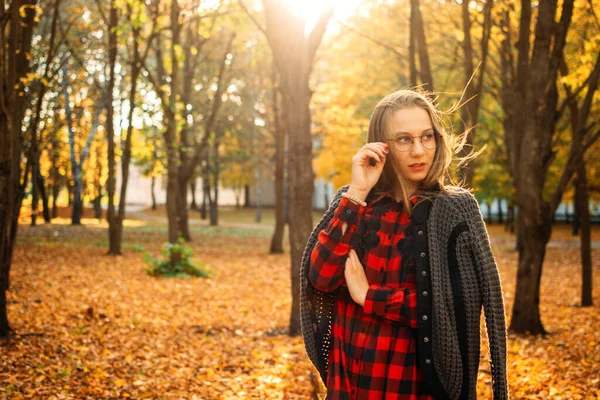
[349,142,389,195]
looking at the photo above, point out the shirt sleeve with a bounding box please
[308,196,366,292]
[363,284,418,328]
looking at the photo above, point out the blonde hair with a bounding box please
[367,88,472,215]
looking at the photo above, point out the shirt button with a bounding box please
[420,252,426,257]
[425,358,431,364]
[421,271,427,276]
[422,314,428,321]
[418,230,423,235]
[346,209,352,214]
[422,290,428,296]
[424,337,429,343]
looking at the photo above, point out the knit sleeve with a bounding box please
[308,195,366,292]
[464,193,509,400]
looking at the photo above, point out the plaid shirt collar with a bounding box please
[367,181,441,206]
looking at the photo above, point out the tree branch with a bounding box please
[238,0,267,36]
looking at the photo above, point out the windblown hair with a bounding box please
[367,88,473,215]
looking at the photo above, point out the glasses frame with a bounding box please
[384,130,439,152]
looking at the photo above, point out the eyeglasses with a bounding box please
[385,131,438,152]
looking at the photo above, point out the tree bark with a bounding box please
[0,0,38,338]
[497,198,504,224]
[574,164,592,306]
[457,0,493,188]
[508,0,575,334]
[151,176,157,210]
[253,0,331,335]
[410,0,433,92]
[270,65,285,254]
[106,0,119,254]
[210,127,222,226]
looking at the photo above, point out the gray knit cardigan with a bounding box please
[300,184,509,400]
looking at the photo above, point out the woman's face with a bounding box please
[386,106,436,188]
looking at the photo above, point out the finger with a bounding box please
[362,149,382,163]
[364,143,387,158]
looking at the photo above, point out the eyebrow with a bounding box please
[393,128,434,135]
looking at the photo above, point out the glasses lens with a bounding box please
[422,134,437,150]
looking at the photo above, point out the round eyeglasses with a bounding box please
[385,132,438,152]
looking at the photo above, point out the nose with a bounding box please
[410,137,426,156]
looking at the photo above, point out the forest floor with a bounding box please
[2,207,600,399]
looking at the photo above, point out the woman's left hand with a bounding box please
[344,249,370,307]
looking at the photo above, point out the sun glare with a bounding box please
[279,0,363,34]
[281,0,333,18]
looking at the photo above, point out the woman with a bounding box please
[299,89,509,400]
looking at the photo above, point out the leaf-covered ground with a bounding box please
[2,209,600,399]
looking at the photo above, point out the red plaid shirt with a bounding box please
[309,193,436,400]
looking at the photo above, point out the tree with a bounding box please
[239,0,332,335]
[500,0,600,334]
[0,0,39,338]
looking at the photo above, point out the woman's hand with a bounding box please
[350,142,388,195]
[344,249,370,307]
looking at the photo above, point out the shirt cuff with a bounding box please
[363,284,388,316]
[333,195,366,227]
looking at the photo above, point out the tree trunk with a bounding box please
[244,184,250,207]
[202,157,214,224]
[151,176,157,210]
[575,162,592,306]
[106,1,119,254]
[270,65,285,254]
[177,167,192,241]
[410,0,433,92]
[37,170,51,223]
[112,17,141,254]
[408,3,418,87]
[506,0,575,334]
[210,128,222,226]
[190,180,197,209]
[511,196,551,334]
[31,150,40,226]
[0,0,38,338]
[497,198,504,224]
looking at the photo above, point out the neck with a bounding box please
[395,182,419,201]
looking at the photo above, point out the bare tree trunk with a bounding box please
[509,0,581,334]
[0,0,38,338]
[37,170,51,223]
[190,180,197,210]
[575,163,592,306]
[410,0,433,92]
[106,1,119,254]
[248,0,331,335]
[151,176,157,210]
[408,5,418,87]
[177,167,192,240]
[270,65,285,254]
[210,127,222,226]
[457,0,493,187]
[497,198,504,224]
[112,4,143,254]
[244,184,250,208]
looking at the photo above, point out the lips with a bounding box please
[409,163,426,167]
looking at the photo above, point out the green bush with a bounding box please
[144,237,214,278]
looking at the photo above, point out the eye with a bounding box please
[396,136,411,143]
[423,133,434,141]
